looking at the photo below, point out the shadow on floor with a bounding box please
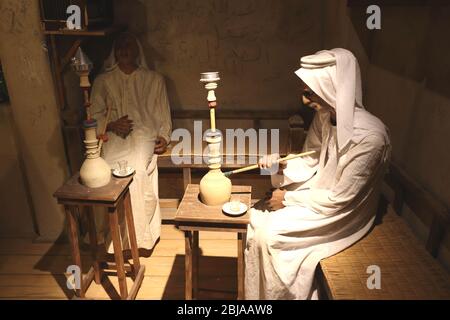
[33,233,85,299]
[33,234,160,299]
[33,236,239,300]
[162,254,238,300]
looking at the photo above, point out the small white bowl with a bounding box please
[112,166,135,178]
[222,201,248,216]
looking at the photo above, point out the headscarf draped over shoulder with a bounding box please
[295,48,364,151]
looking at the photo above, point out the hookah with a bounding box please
[198,72,232,206]
[71,48,111,188]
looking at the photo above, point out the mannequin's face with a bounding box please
[301,83,335,115]
[114,34,139,67]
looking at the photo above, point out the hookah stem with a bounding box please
[223,150,317,177]
[83,88,91,120]
[98,104,112,153]
[210,106,216,132]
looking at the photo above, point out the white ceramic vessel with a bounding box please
[79,121,111,188]
[199,169,232,206]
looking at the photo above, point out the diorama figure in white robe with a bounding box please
[245,49,391,299]
[90,34,172,250]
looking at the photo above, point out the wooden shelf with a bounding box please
[347,0,442,6]
[171,109,296,120]
[44,25,125,37]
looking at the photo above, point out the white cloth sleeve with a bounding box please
[155,77,172,144]
[283,134,386,216]
[271,112,322,188]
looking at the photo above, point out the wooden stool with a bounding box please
[175,184,252,300]
[54,173,145,300]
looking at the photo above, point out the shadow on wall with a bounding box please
[0,159,35,236]
[113,0,324,111]
[348,3,450,100]
[114,0,157,68]
[84,0,174,83]
[0,122,66,239]
[48,119,71,178]
[346,3,450,213]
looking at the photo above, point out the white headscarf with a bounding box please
[295,48,364,152]
[102,32,149,72]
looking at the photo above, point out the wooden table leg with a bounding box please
[184,231,193,300]
[237,232,247,300]
[85,206,102,284]
[183,168,191,191]
[192,231,199,299]
[65,205,84,298]
[123,190,140,276]
[108,206,128,299]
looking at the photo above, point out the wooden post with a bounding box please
[123,190,141,275]
[237,232,247,300]
[192,231,199,299]
[85,206,102,284]
[108,206,128,299]
[184,231,193,300]
[183,168,192,191]
[65,205,84,298]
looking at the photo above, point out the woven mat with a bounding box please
[319,207,450,300]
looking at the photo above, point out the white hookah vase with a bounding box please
[79,120,111,188]
[199,131,232,206]
[199,168,232,206]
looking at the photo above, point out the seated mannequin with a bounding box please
[90,32,172,252]
[246,48,391,299]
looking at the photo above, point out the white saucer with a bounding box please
[112,166,135,178]
[222,201,248,216]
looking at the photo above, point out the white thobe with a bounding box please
[90,66,172,250]
[245,108,390,299]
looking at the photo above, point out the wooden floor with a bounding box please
[0,224,240,300]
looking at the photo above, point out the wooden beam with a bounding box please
[389,163,449,226]
[347,0,447,6]
[387,162,450,256]
[172,109,297,120]
[49,35,66,109]
[426,215,447,257]
[44,25,126,36]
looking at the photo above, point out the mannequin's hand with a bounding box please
[107,115,133,138]
[258,153,287,175]
[265,188,287,211]
[154,136,168,155]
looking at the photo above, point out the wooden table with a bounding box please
[53,173,145,300]
[175,184,252,300]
